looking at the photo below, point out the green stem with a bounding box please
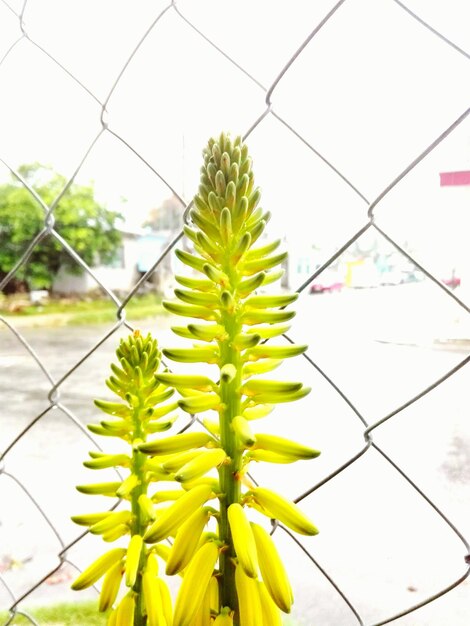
[218,263,243,619]
[130,396,147,626]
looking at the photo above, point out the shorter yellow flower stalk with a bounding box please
[71,331,189,626]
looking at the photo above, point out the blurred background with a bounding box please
[0,1,469,625]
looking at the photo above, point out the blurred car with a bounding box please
[309,269,344,294]
[442,274,461,289]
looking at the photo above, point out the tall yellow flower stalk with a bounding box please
[154,132,321,625]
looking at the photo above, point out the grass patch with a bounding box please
[0,294,168,327]
[0,601,106,625]
[0,601,302,625]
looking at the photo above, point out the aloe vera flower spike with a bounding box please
[160,132,320,625]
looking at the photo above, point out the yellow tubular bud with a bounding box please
[181,476,220,492]
[260,268,284,286]
[83,453,131,470]
[100,421,132,436]
[102,524,130,542]
[87,423,118,437]
[99,560,124,612]
[138,494,156,523]
[125,534,143,588]
[175,288,220,308]
[174,275,215,292]
[257,580,283,625]
[242,360,282,377]
[175,448,227,483]
[242,404,274,420]
[171,325,198,339]
[138,432,213,455]
[243,387,311,406]
[157,577,174,625]
[107,608,117,626]
[228,504,259,578]
[162,301,218,321]
[237,270,265,297]
[193,576,213,626]
[220,363,237,383]
[250,523,293,612]
[253,433,321,460]
[145,401,179,419]
[94,399,132,417]
[145,387,175,405]
[244,239,281,260]
[71,511,112,527]
[116,593,135,626]
[175,248,208,273]
[191,209,223,243]
[142,571,166,626]
[145,416,177,433]
[247,450,299,464]
[202,263,230,286]
[178,393,222,413]
[71,548,126,590]
[151,489,185,503]
[231,415,256,447]
[245,344,307,361]
[161,449,207,473]
[76,482,121,497]
[241,379,303,397]
[243,293,298,309]
[245,324,291,339]
[241,309,295,325]
[155,373,217,392]
[248,487,319,536]
[187,323,227,342]
[153,543,171,563]
[220,207,233,245]
[163,346,220,364]
[143,484,214,543]
[166,507,211,574]
[202,415,220,436]
[208,575,219,613]
[232,332,261,350]
[116,474,140,499]
[145,551,159,575]
[89,510,132,535]
[241,252,287,276]
[235,563,263,626]
[173,541,219,626]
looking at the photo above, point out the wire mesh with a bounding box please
[0,1,469,624]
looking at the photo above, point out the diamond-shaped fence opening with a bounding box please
[1,1,469,625]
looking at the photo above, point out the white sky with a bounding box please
[0,0,469,268]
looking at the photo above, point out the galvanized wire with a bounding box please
[0,1,469,624]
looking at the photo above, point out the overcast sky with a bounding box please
[0,0,469,265]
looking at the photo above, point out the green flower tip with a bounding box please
[194,132,261,236]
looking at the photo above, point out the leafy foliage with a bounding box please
[0,163,122,291]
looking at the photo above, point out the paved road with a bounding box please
[1,285,469,624]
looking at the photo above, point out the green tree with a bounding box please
[0,163,122,292]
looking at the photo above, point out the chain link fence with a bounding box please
[1,1,469,624]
